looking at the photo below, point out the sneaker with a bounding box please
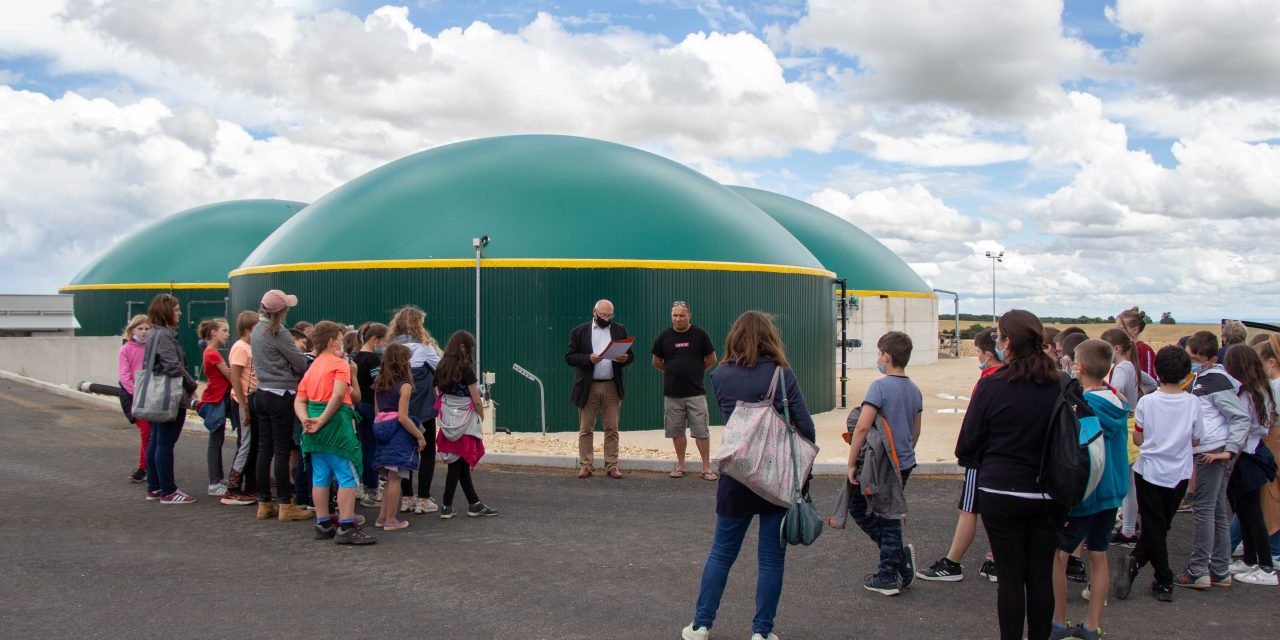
[1237,566,1279,586]
[1153,582,1174,602]
[382,517,410,531]
[863,573,900,596]
[145,490,163,501]
[1177,500,1193,513]
[898,543,916,589]
[1228,560,1254,575]
[1081,585,1107,606]
[314,520,337,540]
[680,623,709,640]
[439,505,456,519]
[467,502,499,517]
[1173,569,1209,590]
[335,523,377,545]
[415,497,439,514]
[979,558,998,583]
[1110,530,1137,547]
[128,468,146,483]
[1232,542,1244,558]
[1210,570,1233,588]
[359,494,381,508]
[750,634,779,640]
[1048,622,1075,640]
[1113,554,1138,600]
[1073,622,1103,640]
[160,490,196,504]
[917,557,964,582]
[400,497,414,513]
[1067,555,1089,583]
[220,492,256,506]
[207,483,228,496]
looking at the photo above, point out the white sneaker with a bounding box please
[1237,567,1279,586]
[1232,542,1244,558]
[400,497,414,513]
[415,497,439,514]
[681,623,709,640]
[1081,586,1108,606]
[751,634,779,640]
[1228,560,1255,575]
[207,483,228,496]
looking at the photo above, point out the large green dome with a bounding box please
[237,136,827,275]
[64,199,307,289]
[728,186,931,294]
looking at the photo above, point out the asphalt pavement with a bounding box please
[0,381,1269,639]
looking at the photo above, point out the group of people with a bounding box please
[116,291,498,545]
[114,293,1279,638]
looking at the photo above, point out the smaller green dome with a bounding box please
[729,187,930,294]
[64,200,307,288]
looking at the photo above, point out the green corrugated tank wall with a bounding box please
[60,200,307,376]
[231,135,836,432]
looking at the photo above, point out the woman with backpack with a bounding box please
[681,311,814,640]
[956,309,1076,640]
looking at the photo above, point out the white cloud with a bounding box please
[859,132,1031,167]
[0,87,376,293]
[786,0,1098,117]
[1026,91,1129,167]
[1107,0,1280,99]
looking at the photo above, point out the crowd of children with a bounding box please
[117,291,499,546]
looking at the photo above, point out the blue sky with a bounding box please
[1,1,1277,322]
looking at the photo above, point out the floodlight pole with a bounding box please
[473,236,489,383]
[985,251,1004,325]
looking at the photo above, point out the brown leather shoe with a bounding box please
[607,467,622,479]
[577,466,592,479]
[278,502,315,522]
[256,501,278,520]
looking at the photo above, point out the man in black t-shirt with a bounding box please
[651,301,718,480]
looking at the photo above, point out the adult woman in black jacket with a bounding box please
[956,309,1071,640]
[143,294,199,504]
[682,311,814,640]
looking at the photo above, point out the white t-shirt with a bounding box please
[1133,390,1204,488]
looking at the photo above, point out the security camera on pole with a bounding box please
[984,250,1003,325]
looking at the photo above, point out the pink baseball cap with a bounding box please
[260,289,298,313]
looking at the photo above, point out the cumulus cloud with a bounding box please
[785,0,1098,117]
[1026,91,1129,168]
[1107,0,1280,99]
[0,87,376,293]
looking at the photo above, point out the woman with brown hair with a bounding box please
[142,293,199,504]
[682,311,814,640]
[956,309,1074,640]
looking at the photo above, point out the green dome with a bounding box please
[237,136,827,274]
[728,187,931,294]
[64,199,307,289]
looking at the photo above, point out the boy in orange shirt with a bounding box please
[295,321,374,545]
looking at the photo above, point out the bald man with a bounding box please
[565,300,632,479]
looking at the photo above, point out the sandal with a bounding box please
[670,469,687,478]
[701,471,719,481]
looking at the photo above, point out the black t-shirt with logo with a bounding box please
[651,325,716,398]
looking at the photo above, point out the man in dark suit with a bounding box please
[565,299,631,479]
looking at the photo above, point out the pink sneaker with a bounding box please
[160,490,197,504]
[382,518,410,531]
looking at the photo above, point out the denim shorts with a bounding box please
[1057,507,1119,553]
[311,452,359,489]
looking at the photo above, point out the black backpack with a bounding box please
[1038,373,1103,507]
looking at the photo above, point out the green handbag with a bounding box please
[778,370,823,547]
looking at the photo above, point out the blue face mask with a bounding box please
[133,335,146,343]
[877,363,887,375]
[995,344,1006,361]
[1190,362,1204,374]
[374,346,386,355]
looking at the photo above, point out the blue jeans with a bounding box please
[848,467,912,582]
[355,401,378,491]
[145,417,186,495]
[1230,515,1280,563]
[693,511,786,635]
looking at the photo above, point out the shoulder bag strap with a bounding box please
[143,328,162,375]
[778,368,803,498]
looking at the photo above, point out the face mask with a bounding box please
[374,346,386,355]
[995,344,1006,361]
[877,363,887,375]
[133,335,146,343]
[594,315,611,329]
[1190,362,1204,374]
[978,357,991,371]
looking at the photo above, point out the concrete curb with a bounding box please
[2,370,965,476]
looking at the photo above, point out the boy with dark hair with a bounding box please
[1061,332,1089,377]
[1050,340,1129,640]
[847,331,924,596]
[1174,331,1251,588]
[919,329,1001,583]
[1115,346,1203,602]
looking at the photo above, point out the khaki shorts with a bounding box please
[664,395,710,439]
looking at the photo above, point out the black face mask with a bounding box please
[594,315,611,329]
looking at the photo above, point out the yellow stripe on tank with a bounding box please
[59,283,230,291]
[229,258,835,278]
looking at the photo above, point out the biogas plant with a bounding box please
[62,135,936,432]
